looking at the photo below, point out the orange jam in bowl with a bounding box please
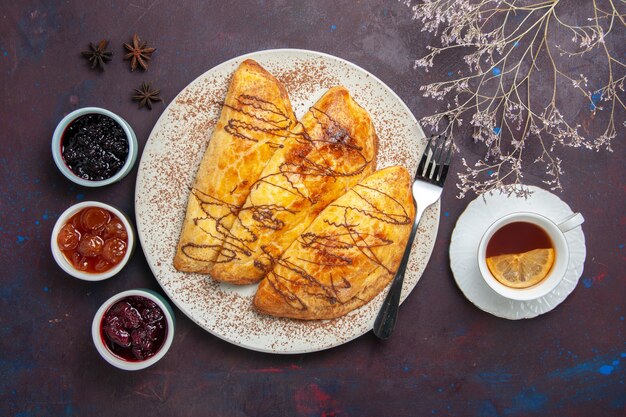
[51,201,134,281]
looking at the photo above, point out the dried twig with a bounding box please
[405,0,625,197]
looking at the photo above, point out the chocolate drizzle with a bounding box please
[210,101,375,269]
[262,181,412,312]
[179,89,380,289]
[180,188,243,263]
[179,93,295,263]
[249,204,296,230]
[222,95,294,148]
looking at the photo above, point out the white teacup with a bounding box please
[477,212,584,301]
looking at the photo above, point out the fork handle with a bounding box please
[372,203,426,340]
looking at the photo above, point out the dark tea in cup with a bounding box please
[485,221,555,289]
[478,212,584,301]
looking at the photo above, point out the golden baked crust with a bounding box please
[210,87,378,284]
[173,59,297,272]
[253,166,415,320]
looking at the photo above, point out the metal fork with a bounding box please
[373,132,453,340]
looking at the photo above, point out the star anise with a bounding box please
[123,34,156,71]
[132,82,162,110]
[81,40,113,70]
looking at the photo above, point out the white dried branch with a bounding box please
[406,0,625,197]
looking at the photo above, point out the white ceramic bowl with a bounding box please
[52,107,138,187]
[50,201,135,281]
[92,289,175,371]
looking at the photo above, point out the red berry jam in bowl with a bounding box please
[101,296,167,361]
[92,289,175,371]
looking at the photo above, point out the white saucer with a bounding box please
[449,186,586,320]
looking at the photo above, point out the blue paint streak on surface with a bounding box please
[551,360,594,378]
[444,211,449,217]
[619,243,624,249]
[492,67,501,76]
[76,193,84,200]
[514,41,520,47]
[43,287,49,292]
[549,352,623,379]
[16,235,28,244]
[582,277,593,288]
[599,365,614,375]
[447,71,453,76]
[479,371,513,384]
[493,126,501,134]
[487,169,494,176]
[330,24,336,31]
[504,387,547,415]
[35,220,40,225]
[590,91,602,111]
[612,360,619,366]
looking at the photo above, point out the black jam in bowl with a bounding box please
[100,296,168,362]
[61,114,129,181]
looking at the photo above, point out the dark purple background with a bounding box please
[1,1,624,416]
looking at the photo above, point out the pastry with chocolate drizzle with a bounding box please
[173,61,416,320]
[174,59,297,272]
[210,86,378,284]
[254,166,415,320]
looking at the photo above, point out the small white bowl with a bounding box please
[92,289,175,371]
[50,201,135,281]
[52,107,138,187]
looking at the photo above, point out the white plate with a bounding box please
[135,49,438,353]
[450,186,586,319]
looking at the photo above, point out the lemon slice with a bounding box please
[486,248,555,288]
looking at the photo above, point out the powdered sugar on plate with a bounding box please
[135,49,438,354]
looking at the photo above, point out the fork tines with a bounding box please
[416,133,453,186]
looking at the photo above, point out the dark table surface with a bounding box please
[1,1,624,416]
